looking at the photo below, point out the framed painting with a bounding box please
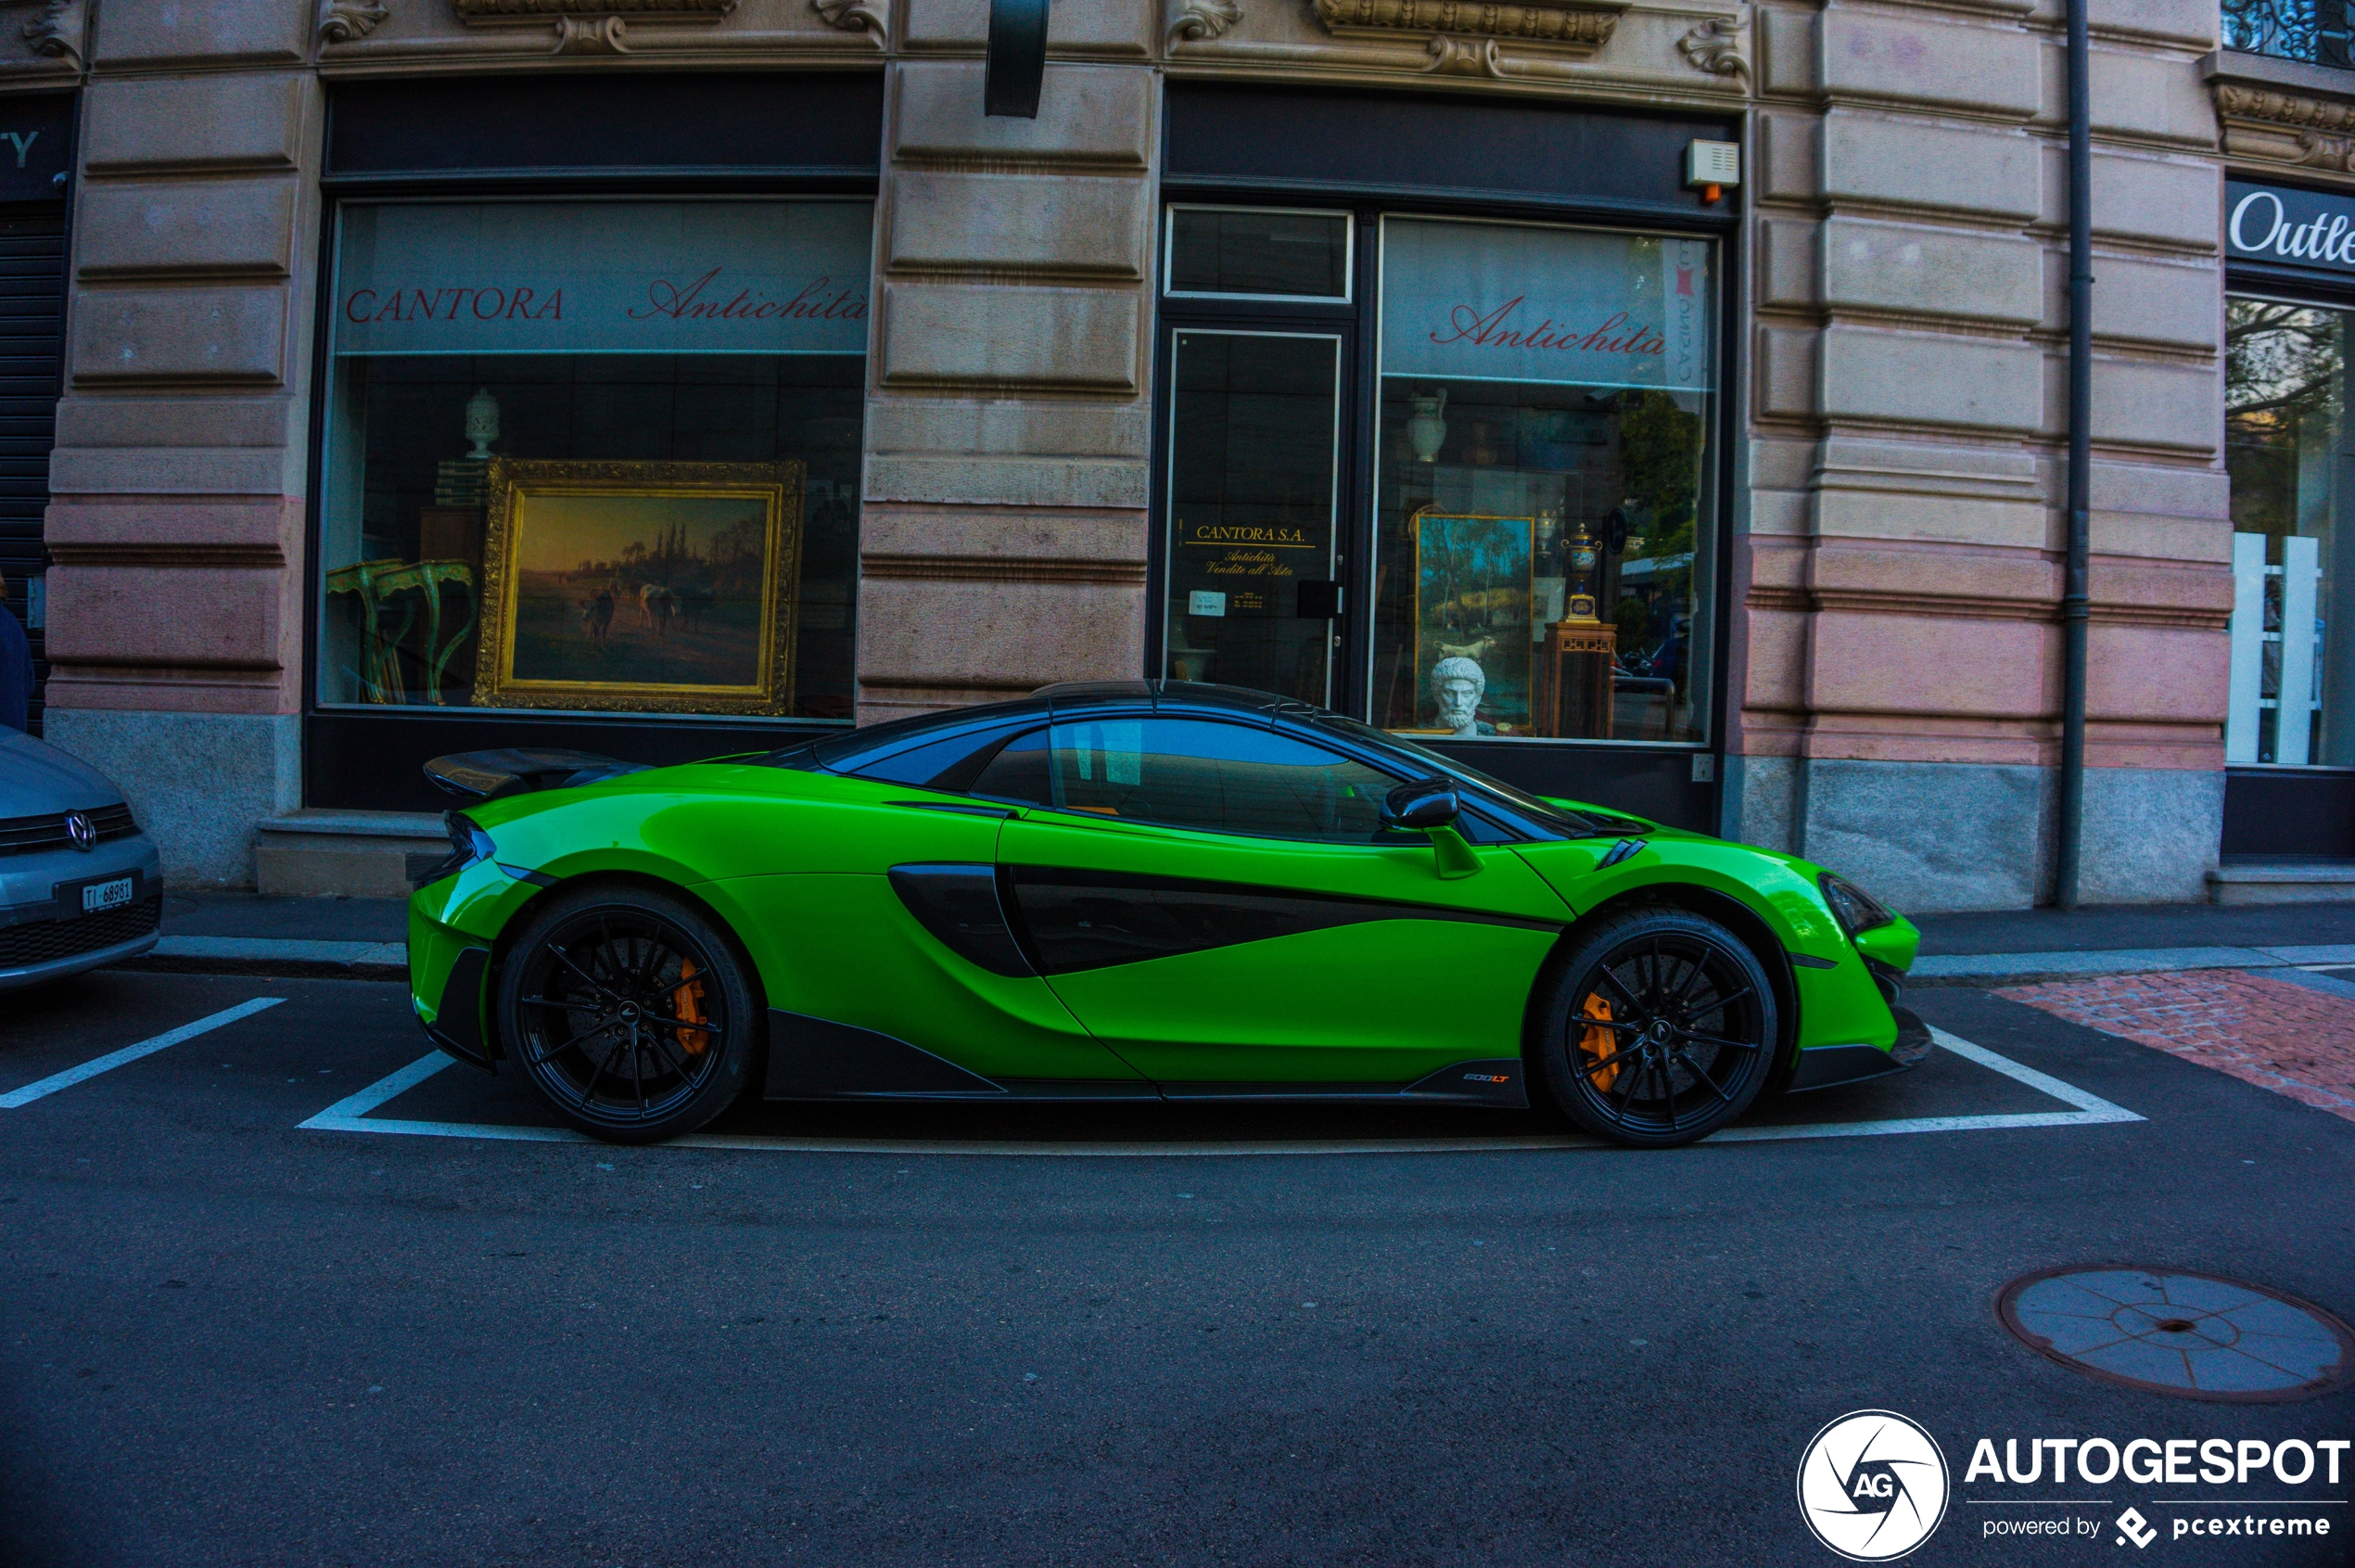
[472,459,804,716]
[1408,511,1535,735]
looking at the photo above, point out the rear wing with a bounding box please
[423,748,648,802]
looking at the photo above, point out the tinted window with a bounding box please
[1044,718,1396,841]
[1166,208,1351,300]
[968,728,1052,806]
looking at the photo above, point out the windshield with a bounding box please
[1305,713,1636,836]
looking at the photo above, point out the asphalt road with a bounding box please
[1,969,2350,1567]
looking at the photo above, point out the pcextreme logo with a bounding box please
[1797,1410,1953,1562]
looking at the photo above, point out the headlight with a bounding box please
[413,811,497,887]
[1819,873,1897,941]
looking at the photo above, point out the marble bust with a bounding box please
[1431,655,1493,738]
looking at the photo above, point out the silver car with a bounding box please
[1,729,162,990]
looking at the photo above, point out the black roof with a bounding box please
[803,681,1312,775]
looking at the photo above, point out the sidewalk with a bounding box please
[136,891,411,980]
[121,889,2355,991]
[1907,902,2355,994]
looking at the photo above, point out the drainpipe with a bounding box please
[2056,0,2093,908]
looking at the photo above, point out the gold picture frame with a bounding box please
[472,458,805,715]
[1409,509,1536,734]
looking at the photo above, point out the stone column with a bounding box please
[856,2,1159,722]
[37,0,321,886]
[1736,0,2228,911]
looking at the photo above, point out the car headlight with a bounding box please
[414,811,497,888]
[1820,873,1897,941]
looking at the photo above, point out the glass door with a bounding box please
[1161,329,1345,706]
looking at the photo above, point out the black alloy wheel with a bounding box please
[497,884,759,1143]
[1534,908,1778,1148]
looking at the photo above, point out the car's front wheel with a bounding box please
[1532,907,1779,1149]
[496,884,759,1144]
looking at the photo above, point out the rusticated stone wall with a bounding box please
[35,14,325,886]
[858,43,1158,721]
[1732,0,2230,910]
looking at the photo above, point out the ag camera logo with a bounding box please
[1798,1410,1951,1562]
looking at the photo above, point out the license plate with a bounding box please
[81,876,134,914]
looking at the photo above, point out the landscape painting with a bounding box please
[474,460,804,715]
[1410,512,1534,733]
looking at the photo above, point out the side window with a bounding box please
[1047,718,1398,841]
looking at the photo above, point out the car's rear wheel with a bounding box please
[496,884,759,1144]
[1532,907,1778,1149]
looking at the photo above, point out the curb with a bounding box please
[117,937,409,982]
[1908,943,2355,990]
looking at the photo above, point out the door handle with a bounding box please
[1294,580,1343,619]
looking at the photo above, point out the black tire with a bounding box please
[1532,907,1779,1149]
[495,883,760,1144]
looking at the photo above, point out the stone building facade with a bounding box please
[0,0,2265,913]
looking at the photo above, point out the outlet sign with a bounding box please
[2226,179,2355,278]
[0,93,71,203]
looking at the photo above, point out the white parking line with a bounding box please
[299,1025,2141,1155]
[1712,1028,2143,1142]
[1,997,286,1109]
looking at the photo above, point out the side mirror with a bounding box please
[1381,778,1460,832]
[1381,779,1481,880]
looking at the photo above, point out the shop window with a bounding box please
[2225,295,2355,765]
[1370,217,1717,744]
[318,199,871,721]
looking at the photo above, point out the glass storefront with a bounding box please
[1155,206,1720,750]
[1371,218,1715,742]
[318,199,872,723]
[2225,293,2355,765]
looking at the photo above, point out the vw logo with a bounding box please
[1796,1409,1950,1562]
[64,810,96,851]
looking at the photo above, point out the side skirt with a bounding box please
[764,1009,1007,1099]
[758,1011,1534,1109]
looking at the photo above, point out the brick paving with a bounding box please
[1997,969,2355,1124]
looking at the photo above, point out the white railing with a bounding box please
[2227,531,2323,765]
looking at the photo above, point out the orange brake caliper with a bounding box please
[674,958,710,1055]
[1578,994,1617,1090]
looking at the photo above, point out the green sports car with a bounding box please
[405,681,1927,1149]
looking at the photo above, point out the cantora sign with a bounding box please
[333,199,872,357]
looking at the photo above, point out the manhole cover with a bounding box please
[1998,1267,2354,1402]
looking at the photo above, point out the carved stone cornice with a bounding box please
[1310,0,1626,57]
[1678,13,1748,90]
[2206,49,2355,175]
[811,0,888,48]
[20,0,86,74]
[2213,81,2355,135]
[1167,0,1241,47]
[319,0,390,45]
